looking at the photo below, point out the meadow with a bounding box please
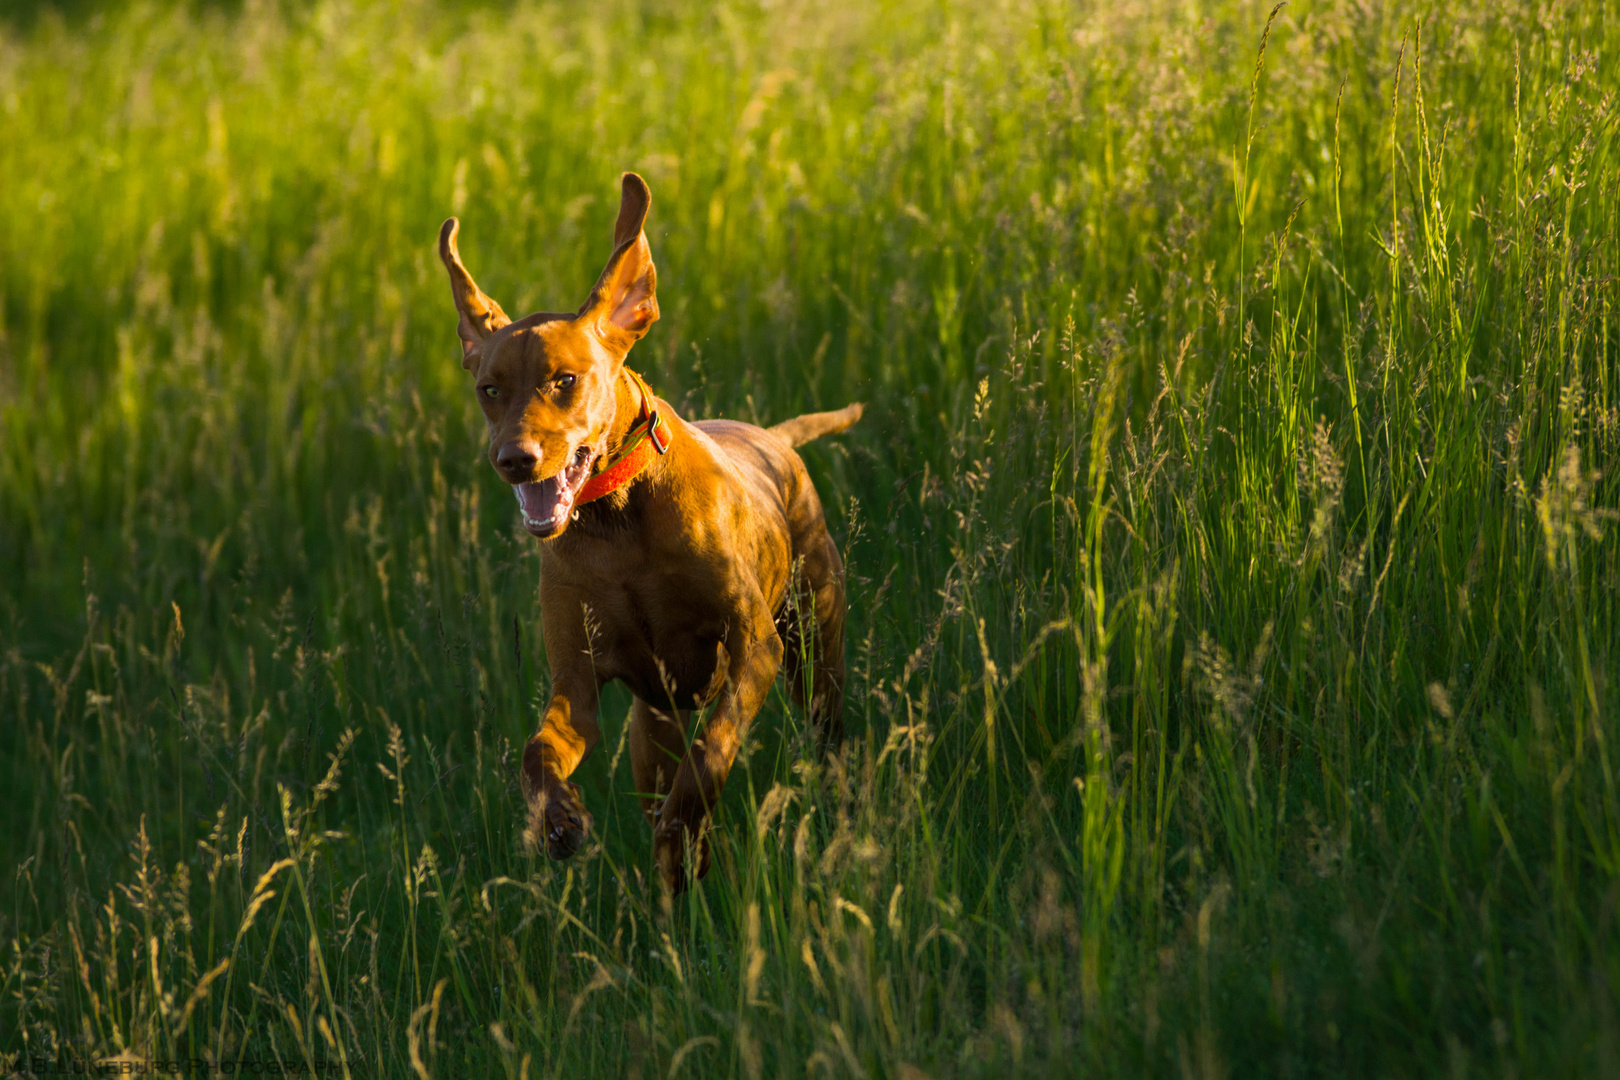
[2,0,1618,1075]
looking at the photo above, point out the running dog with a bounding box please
[438,173,860,892]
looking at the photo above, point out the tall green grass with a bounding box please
[2,0,1617,1075]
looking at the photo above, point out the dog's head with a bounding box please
[438,173,659,538]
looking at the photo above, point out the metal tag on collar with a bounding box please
[648,411,672,454]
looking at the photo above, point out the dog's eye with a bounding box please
[481,385,498,398]
[555,374,577,392]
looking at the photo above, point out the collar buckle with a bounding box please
[648,411,672,455]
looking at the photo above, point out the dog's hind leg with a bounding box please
[781,538,847,752]
[628,698,691,829]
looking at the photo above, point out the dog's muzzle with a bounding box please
[515,446,595,537]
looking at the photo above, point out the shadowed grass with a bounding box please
[2,0,1618,1075]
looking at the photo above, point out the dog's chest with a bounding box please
[566,567,733,708]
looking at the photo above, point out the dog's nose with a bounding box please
[496,441,539,478]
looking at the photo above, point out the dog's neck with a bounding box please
[561,365,675,540]
[601,365,657,463]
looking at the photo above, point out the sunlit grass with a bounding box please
[2,0,1618,1075]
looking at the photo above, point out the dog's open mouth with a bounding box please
[515,446,596,537]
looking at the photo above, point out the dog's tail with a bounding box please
[770,403,864,447]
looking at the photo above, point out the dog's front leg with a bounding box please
[521,671,601,860]
[654,615,783,893]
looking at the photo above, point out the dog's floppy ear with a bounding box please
[439,218,511,370]
[579,173,659,351]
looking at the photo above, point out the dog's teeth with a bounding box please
[572,510,580,521]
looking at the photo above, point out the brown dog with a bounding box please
[438,173,860,892]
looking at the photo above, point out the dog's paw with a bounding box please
[527,779,592,860]
[652,815,711,895]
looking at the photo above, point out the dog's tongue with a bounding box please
[516,478,576,537]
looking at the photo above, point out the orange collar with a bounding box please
[576,368,673,506]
